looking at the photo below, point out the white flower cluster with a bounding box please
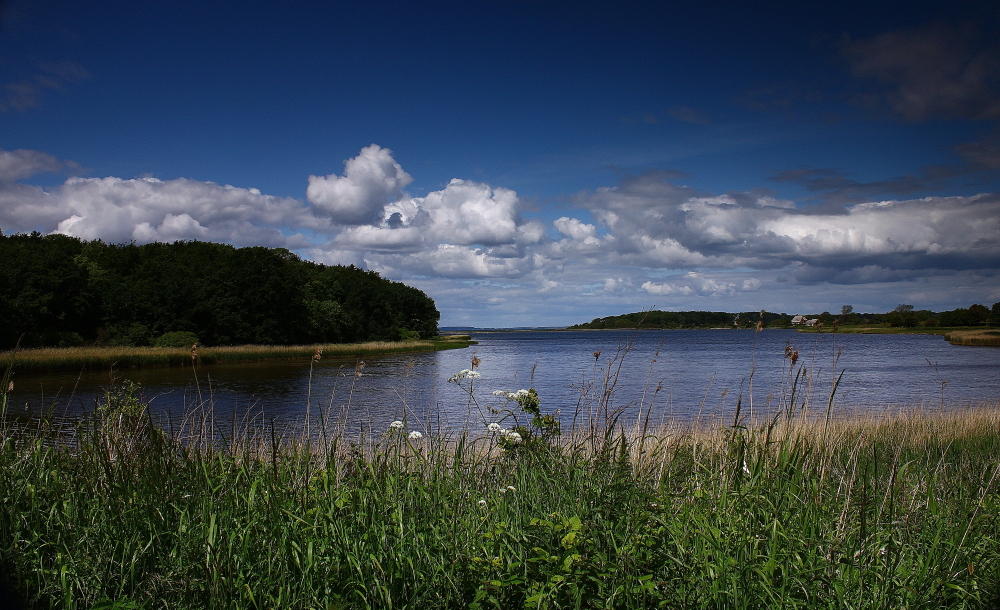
[492,388,529,399]
[448,369,482,382]
[500,429,522,444]
[408,431,423,440]
[389,420,404,430]
[487,422,501,433]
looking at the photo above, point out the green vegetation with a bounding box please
[570,310,793,330]
[2,353,999,608]
[2,336,472,373]
[0,232,439,349]
[572,302,1000,335]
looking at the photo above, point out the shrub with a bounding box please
[153,331,199,348]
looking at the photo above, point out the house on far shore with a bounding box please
[791,315,807,325]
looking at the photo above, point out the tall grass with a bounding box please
[2,336,472,373]
[945,329,1000,347]
[1,336,999,608]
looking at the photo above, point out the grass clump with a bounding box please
[1,353,1000,608]
[945,329,1000,347]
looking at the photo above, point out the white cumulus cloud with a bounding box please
[306,144,413,225]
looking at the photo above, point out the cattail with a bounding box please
[355,360,365,377]
[593,351,601,360]
[791,350,799,366]
[756,320,763,332]
[313,347,323,361]
[190,343,198,363]
[471,355,481,369]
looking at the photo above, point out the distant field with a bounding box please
[1,335,473,372]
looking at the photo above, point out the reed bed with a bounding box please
[945,329,1000,347]
[2,336,471,372]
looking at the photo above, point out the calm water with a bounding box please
[7,330,1000,434]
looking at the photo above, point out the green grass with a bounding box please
[1,335,472,373]
[2,355,1000,609]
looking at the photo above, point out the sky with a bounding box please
[2,0,999,327]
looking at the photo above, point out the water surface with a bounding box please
[7,330,1000,434]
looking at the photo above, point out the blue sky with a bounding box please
[2,0,999,326]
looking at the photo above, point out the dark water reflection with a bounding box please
[6,330,1000,436]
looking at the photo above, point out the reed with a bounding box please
[945,329,1000,347]
[1,338,998,609]
[1,336,472,372]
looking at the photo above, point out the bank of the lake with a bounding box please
[2,378,999,609]
[2,335,473,373]
[795,324,1000,346]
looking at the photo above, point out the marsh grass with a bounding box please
[945,329,1000,347]
[2,336,472,373]
[1,337,1000,609]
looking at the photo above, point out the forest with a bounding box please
[571,303,1000,331]
[570,310,795,330]
[0,232,440,349]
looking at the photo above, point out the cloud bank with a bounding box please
[2,145,998,325]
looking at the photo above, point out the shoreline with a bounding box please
[2,335,474,373]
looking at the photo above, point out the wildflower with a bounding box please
[478,499,487,507]
[506,485,516,492]
[492,390,508,397]
[408,431,423,440]
[389,420,404,430]
[487,422,501,433]
[511,389,529,399]
[502,430,522,444]
[448,369,482,382]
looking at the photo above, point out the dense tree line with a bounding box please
[571,303,1000,331]
[569,310,794,330]
[0,232,439,349]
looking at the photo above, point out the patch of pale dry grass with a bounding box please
[946,329,1000,346]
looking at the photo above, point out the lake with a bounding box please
[6,329,1000,436]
